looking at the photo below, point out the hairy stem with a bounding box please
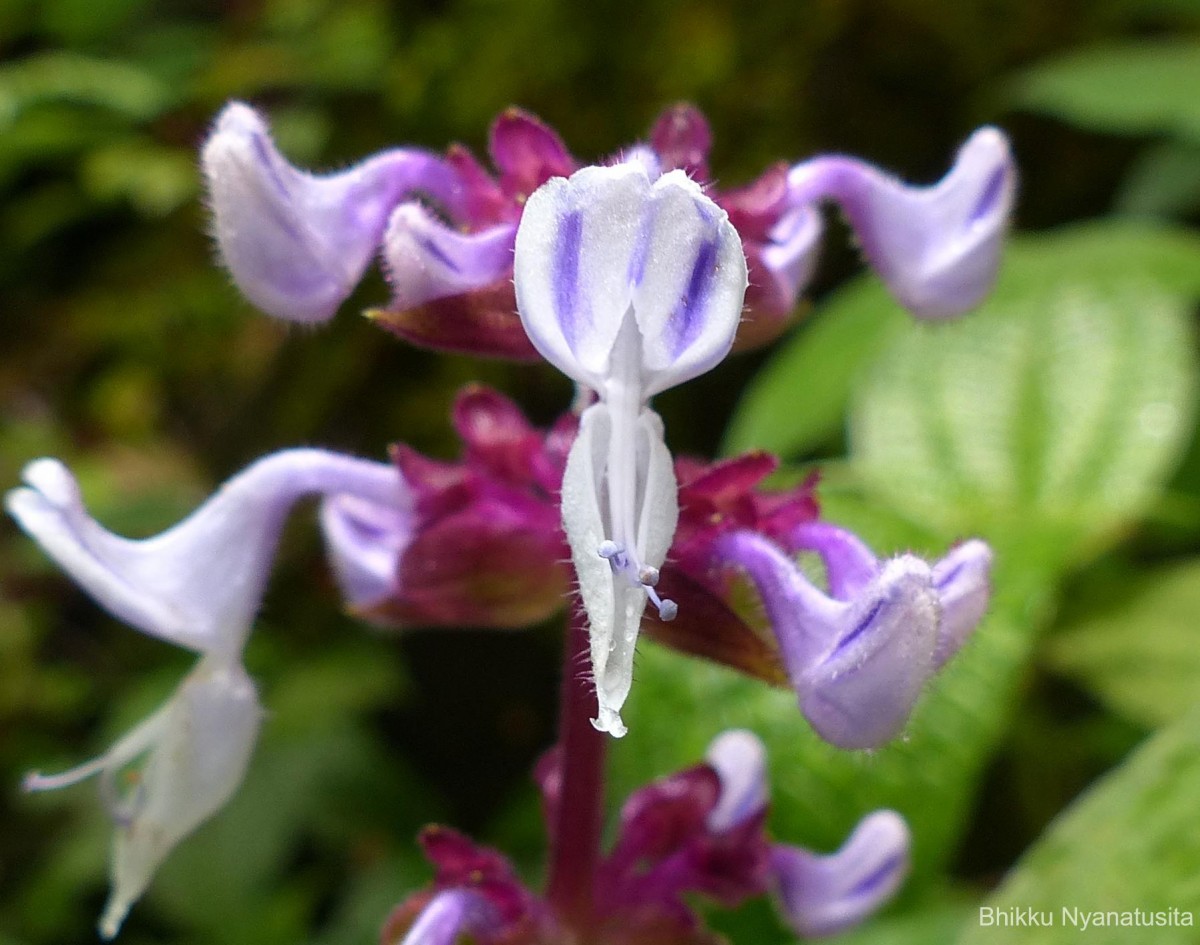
[546,607,608,932]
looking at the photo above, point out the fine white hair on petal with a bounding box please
[787,126,1016,320]
[560,403,678,737]
[202,102,457,324]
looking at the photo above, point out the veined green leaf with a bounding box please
[1006,41,1200,140]
[1046,559,1200,728]
[957,702,1200,945]
[852,223,1200,572]
[723,280,905,458]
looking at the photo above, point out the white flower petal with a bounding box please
[99,660,261,938]
[560,403,677,737]
[514,164,746,395]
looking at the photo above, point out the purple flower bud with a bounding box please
[382,826,552,945]
[649,103,713,181]
[321,387,573,630]
[489,107,577,201]
[594,729,772,924]
[202,102,458,324]
[715,531,943,749]
[788,127,1016,319]
[770,810,911,938]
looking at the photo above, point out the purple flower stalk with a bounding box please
[11,99,1015,940]
[202,103,1014,358]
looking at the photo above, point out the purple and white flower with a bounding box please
[7,449,407,936]
[715,524,993,749]
[513,163,748,736]
[203,103,1015,357]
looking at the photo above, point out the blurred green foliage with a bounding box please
[8,1,1200,944]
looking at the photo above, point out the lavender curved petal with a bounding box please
[800,555,940,750]
[382,204,516,310]
[757,204,823,313]
[771,810,911,938]
[6,450,404,658]
[715,533,941,750]
[705,729,769,832]
[931,539,993,667]
[203,102,458,324]
[319,493,415,614]
[712,531,843,676]
[788,521,881,600]
[788,127,1016,319]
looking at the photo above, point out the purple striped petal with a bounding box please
[203,102,459,324]
[382,204,516,311]
[714,532,941,749]
[931,539,993,667]
[319,493,415,616]
[5,450,405,658]
[801,555,939,749]
[514,162,746,395]
[788,127,1015,319]
[771,810,910,937]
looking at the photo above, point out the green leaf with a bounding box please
[81,139,198,217]
[723,281,906,458]
[851,223,1200,572]
[957,702,1200,945]
[1007,41,1200,140]
[1046,559,1200,728]
[1115,140,1200,219]
[612,560,1054,890]
[0,53,173,127]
